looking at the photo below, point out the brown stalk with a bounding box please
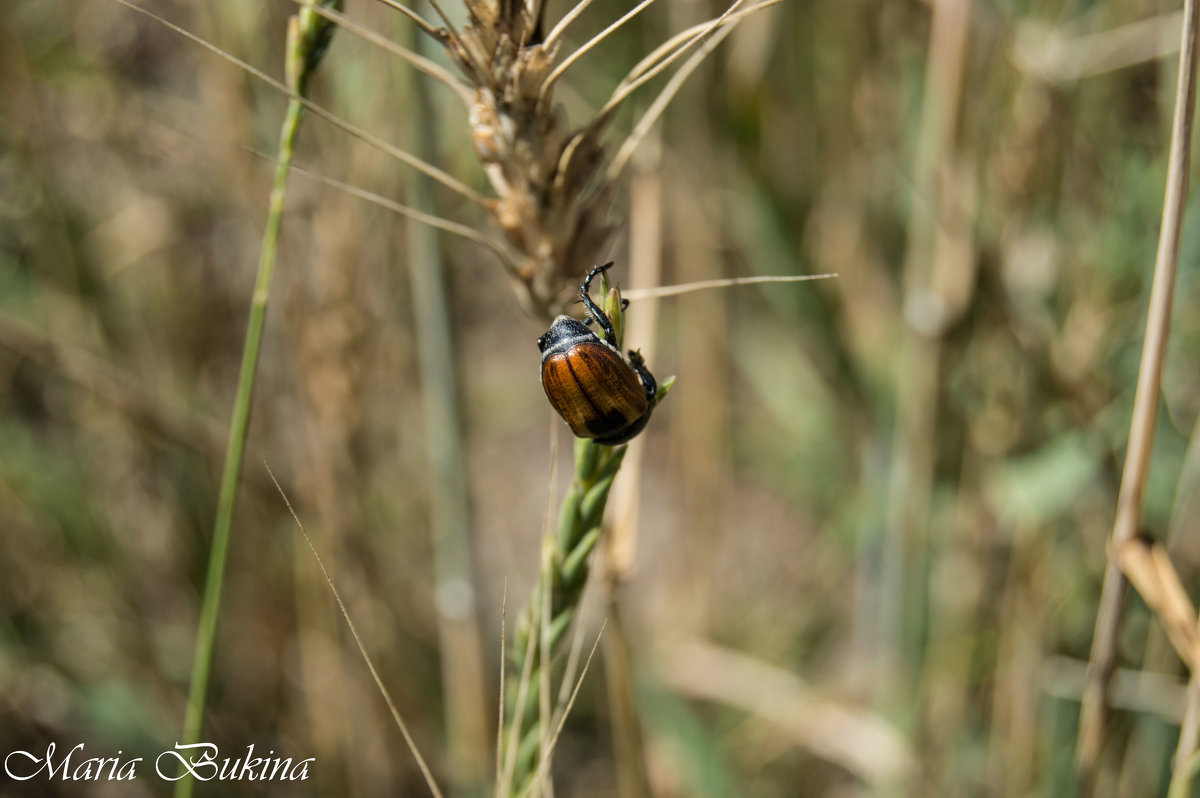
[600,147,664,798]
[1075,0,1200,791]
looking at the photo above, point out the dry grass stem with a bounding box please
[603,603,651,798]
[1077,0,1200,786]
[605,162,663,582]
[402,45,490,786]
[595,176,660,795]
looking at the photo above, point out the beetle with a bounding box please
[537,263,658,445]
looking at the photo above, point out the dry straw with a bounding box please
[1076,0,1200,794]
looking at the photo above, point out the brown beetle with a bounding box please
[537,263,657,445]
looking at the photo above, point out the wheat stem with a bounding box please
[174,5,340,797]
[176,91,299,798]
[502,275,664,792]
[504,439,626,787]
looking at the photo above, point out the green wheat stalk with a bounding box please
[500,277,672,795]
[174,5,339,797]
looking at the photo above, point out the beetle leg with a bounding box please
[581,262,616,295]
[627,350,657,406]
[580,263,620,348]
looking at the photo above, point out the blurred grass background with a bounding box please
[3,0,1200,796]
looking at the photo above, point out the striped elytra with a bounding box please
[541,340,649,441]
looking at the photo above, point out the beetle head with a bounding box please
[538,315,594,354]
